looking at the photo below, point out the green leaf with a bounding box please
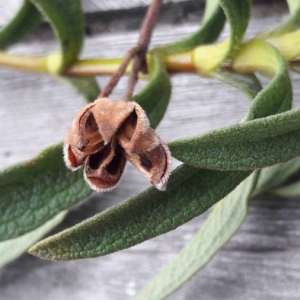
[134,52,264,300]
[138,157,300,299]
[133,158,300,300]
[214,70,262,100]
[161,0,226,54]
[258,1,300,61]
[28,166,249,260]
[233,39,292,120]
[0,0,42,49]
[272,181,300,197]
[134,172,258,300]
[0,211,67,269]
[260,0,300,37]
[192,0,251,75]
[253,157,300,196]
[170,39,293,170]
[0,143,92,241]
[30,0,84,70]
[133,53,171,128]
[169,107,300,171]
[62,76,100,103]
[265,29,300,61]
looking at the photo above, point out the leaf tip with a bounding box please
[28,240,60,261]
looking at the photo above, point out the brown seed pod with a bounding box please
[84,139,127,192]
[64,98,171,191]
[117,102,171,191]
[64,102,105,170]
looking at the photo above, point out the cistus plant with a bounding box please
[1,0,300,299]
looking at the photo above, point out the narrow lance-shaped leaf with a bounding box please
[29,0,84,70]
[192,0,251,75]
[134,66,264,298]
[134,171,259,300]
[253,157,300,196]
[265,29,300,62]
[0,144,92,241]
[133,52,171,128]
[135,156,300,300]
[169,107,300,171]
[134,35,297,297]
[29,166,250,260]
[0,211,67,269]
[258,1,300,61]
[160,0,225,55]
[26,0,288,262]
[272,181,300,198]
[260,0,300,37]
[233,40,292,120]
[134,27,300,296]
[0,0,42,49]
[170,39,293,170]
[214,70,262,101]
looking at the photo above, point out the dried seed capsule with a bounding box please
[84,139,126,192]
[64,98,171,191]
[64,102,104,170]
[117,102,171,191]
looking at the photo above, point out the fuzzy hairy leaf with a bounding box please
[169,108,300,170]
[266,29,300,61]
[134,23,299,296]
[0,211,67,269]
[30,0,84,70]
[259,1,300,61]
[0,0,42,49]
[29,167,249,260]
[133,53,171,128]
[170,39,293,169]
[272,181,300,197]
[161,0,225,54]
[253,157,300,196]
[192,0,251,74]
[214,70,262,100]
[134,157,300,300]
[134,172,258,300]
[0,144,92,241]
[261,0,300,37]
[234,40,292,120]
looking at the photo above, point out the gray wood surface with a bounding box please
[0,0,193,25]
[1,1,300,300]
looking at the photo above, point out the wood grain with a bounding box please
[1,1,300,300]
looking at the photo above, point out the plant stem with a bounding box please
[100,0,163,100]
[123,0,162,101]
[0,51,196,76]
[65,58,124,76]
[0,51,47,73]
[99,47,137,98]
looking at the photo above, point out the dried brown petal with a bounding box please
[64,102,104,170]
[91,98,135,144]
[84,139,126,192]
[117,102,171,191]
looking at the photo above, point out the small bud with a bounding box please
[64,98,171,191]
